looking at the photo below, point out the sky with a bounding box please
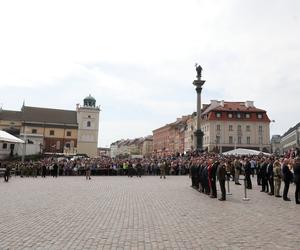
[0,0,299,147]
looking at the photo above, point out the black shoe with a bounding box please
[283,198,291,201]
[235,183,241,185]
[275,195,282,198]
[268,193,274,196]
[218,198,226,201]
[296,201,300,204]
[210,195,217,198]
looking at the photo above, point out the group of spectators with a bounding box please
[189,153,300,204]
[1,148,299,204]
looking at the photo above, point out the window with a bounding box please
[259,125,263,133]
[216,136,220,144]
[32,129,37,134]
[216,124,221,131]
[238,136,242,144]
[229,125,233,131]
[50,130,55,136]
[237,113,242,119]
[247,136,251,144]
[66,131,71,137]
[237,125,242,132]
[257,113,263,119]
[245,113,251,119]
[246,125,250,132]
[87,121,91,127]
[56,141,60,150]
[216,112,221,118]
[228,113,233,118]
[65,143,70,148]
[2,143,7,149]
[88,115,91,118]
[259,136,263,144]
[229,136,233,144]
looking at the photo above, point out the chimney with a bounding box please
[210,100,219,108]
[220,100,225,107]
[245,101,254,108]
[76,103,80,111]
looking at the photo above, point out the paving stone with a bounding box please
[0,176,298,249]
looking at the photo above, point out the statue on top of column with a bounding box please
[195,63,202,79]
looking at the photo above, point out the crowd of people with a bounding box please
[1,148,300,204]
[189,153,300,204]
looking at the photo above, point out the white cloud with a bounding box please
[0,0,299,146]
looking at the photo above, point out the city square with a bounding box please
[1,0,300,249]
[0,176,299,250]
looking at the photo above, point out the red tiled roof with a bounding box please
[201,101,270,122]
[202,102,266,115]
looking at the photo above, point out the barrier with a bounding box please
[226,174,232,195]
[242,178,250,201]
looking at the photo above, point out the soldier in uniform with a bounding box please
[160,160,166,179]
[273,160,282,197]
[32,163,38,178]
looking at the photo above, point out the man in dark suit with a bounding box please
[4,164,10,182]
[217,160,226,201]
[293,157,300,204]
[210,160,218,198]
[260,159,269,193]
[53,162,58,178]
[266,158,274,195]
[202,165,210,195]
[244,158,252,189]
[282,159,293,201]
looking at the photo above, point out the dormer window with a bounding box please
[228,113,233,118]
[237,113,241,119]
[245,113,251,119]
[216,112,221,118]
[257,113,263,119]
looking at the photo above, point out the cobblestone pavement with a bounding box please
[0,176,299,250]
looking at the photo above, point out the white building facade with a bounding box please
[186,100,271,153]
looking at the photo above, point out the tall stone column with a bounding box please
[193,64,205,150]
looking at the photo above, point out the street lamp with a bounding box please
[192,64,205,150]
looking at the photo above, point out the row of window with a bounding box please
[31,129,73,136]
[216,124,263,132]
[215,136,263,144]
[30,121,92,136]
[216,112,264,119]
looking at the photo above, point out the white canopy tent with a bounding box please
[0,130,25,144]
[222,148,271,156]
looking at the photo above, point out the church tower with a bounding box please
[76,94,100,157]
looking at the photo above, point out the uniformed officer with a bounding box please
[160,160,166,179]
[273,160,282,197]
